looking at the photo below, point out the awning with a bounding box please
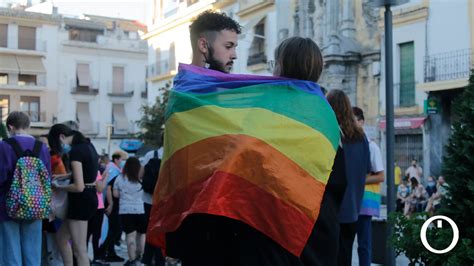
[16,56,46,75]
[76,102,93,133]
[379,117,426,130]
[113,104,129,132]
[77,64,91,87]
[120,139,143,153]
[0,54,20,74]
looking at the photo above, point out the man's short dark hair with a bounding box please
[189,11,241,51]
[352,106,365,121]
[112,153,121,162]
[6,111,30,130]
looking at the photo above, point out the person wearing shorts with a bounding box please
[113,157,145,266]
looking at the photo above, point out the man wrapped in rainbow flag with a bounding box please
[147,11,347,266]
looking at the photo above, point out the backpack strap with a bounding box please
[153,150,158,159]
[32,140,43,157]
[4,138,24,158]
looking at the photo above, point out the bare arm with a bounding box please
[365,171,384,184]
[96,174,107,193]
[113,188,119,198]
[53,161,84,192]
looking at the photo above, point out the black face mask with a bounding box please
[204,44,227,73]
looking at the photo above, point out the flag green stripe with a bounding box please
[166,84,339,149]
[163,105,336,184]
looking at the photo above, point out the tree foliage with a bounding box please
[136,81,171,147]
[390,73,474,265]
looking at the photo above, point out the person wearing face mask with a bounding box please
[47,124,99,266]
[0,111,52,266]
[189,11,241,73]
[425,176,438,198]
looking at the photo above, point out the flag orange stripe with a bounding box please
[148,171,315,256]
[154,134,326,220]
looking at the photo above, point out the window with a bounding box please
[76,63,92,88]
[394,133,423,172]
[112,103,128,133]
[0,73,8,85]
[0,95,9,122]
[112,66,125,93]
[0,24,7,48]
[248,19,267,66]
[18,74,37,86]
[69,28,102,42]
[20,96,40,122]
[18,26,36,50]
[76,102,93,133]
[399,42,415,107]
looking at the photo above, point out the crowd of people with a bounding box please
[0,10,450,266]
[396,170,449,217]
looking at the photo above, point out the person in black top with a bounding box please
[165,37,347,266]
[48,124,99,266]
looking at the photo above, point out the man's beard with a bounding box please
[206,45,233,73]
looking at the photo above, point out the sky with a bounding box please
[0,0,150,23]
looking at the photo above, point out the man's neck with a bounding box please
[191,57,206,68]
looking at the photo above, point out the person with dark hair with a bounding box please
[273,37,324,82]
[189,10,241,73]
[47,124,99,266]
[353,106,385,266]
[326,90,370,266]
[0,111,52,266]
[272,37,347,265]
[113,157,146,266]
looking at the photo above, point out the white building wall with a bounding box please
[428,0,470,54]
[57,29,147,140]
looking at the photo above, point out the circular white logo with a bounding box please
[420,215,459,254]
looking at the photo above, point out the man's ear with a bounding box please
[197,37,208,54]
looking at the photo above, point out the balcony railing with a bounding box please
[70,80,99,95]
[247,52,267,66]
[108,91,134,97]
[24,111,47,123]
[78,121,100,135]
[112,121,135,135]
[424,49,473,82]
[71,87,99,95]
[107,82,135,97]
[394,82,416,108]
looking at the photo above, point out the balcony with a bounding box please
[78,121,100,135]
[424,49,472,83]
[108,91,134,97]
[1,74,47,91]
[394,82,416,108]
[112,121,136,136]
[71,86,99,95]
[247,52,267,67]
[0,39,47,57]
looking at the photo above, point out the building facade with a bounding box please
[378,0,474,179]
[0,6,148,154]
[0,8,58,136]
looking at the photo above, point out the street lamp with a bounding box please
[367,1,408,266]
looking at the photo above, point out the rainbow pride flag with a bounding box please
[147,64,340,256]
